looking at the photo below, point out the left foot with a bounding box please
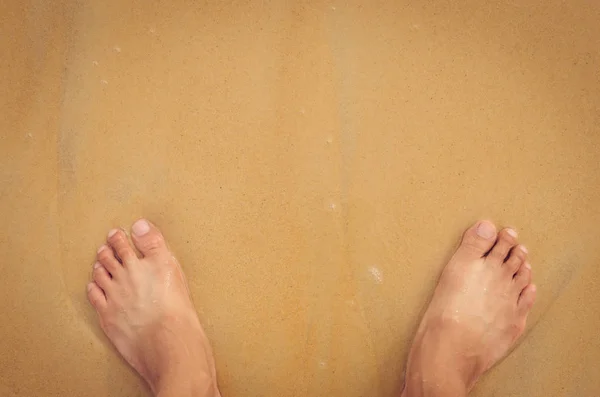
[87,219,220,397]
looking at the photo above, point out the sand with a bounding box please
[1,1,599,396]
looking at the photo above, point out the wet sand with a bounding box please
[1,1,599,396]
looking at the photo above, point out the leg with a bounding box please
[87,219,221,397]
[402,220,536,397]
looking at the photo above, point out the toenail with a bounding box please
[93,262,101,269]
[476,221,495,239]
[506,228,518,238]
[87,283,94,292]
[107,229,118,238]
[525,262,531,270]
[520,245,528,254]
[97,245,107,253]
[132,219,150,236]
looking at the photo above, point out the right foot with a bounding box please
[87,219,220,397]
[402,220,536,397]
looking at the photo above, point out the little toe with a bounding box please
[87,282,107,311]
[455,220,498,259]
[107,229,138,265]
[131,219,169,258]
[513,262,532,291]
[92,262,113,292]
[504,245,528,275]
[486,228,518,264]
[518,284,537,317]
[97,245,123,276]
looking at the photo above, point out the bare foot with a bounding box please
[87,219,220,397]
[402,220,536,397]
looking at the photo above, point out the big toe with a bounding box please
[131,219,169,257]
[455,220,498,259]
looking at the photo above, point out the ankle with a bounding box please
[155,371,219,397]
[150,341,218,397]
[402,327,472,397]
[402,370,468,397]
[141,317,215,393]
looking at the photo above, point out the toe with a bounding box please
[513,262,532,291]
[504,245,528,275]
[131,219,169,258]
[518,284,537,316]
[107,229,138,264]
[92,263,112,291]
[87,282,107,311]
[97,245,123,276]
[455,220,498,259]
[486,228,518,264]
